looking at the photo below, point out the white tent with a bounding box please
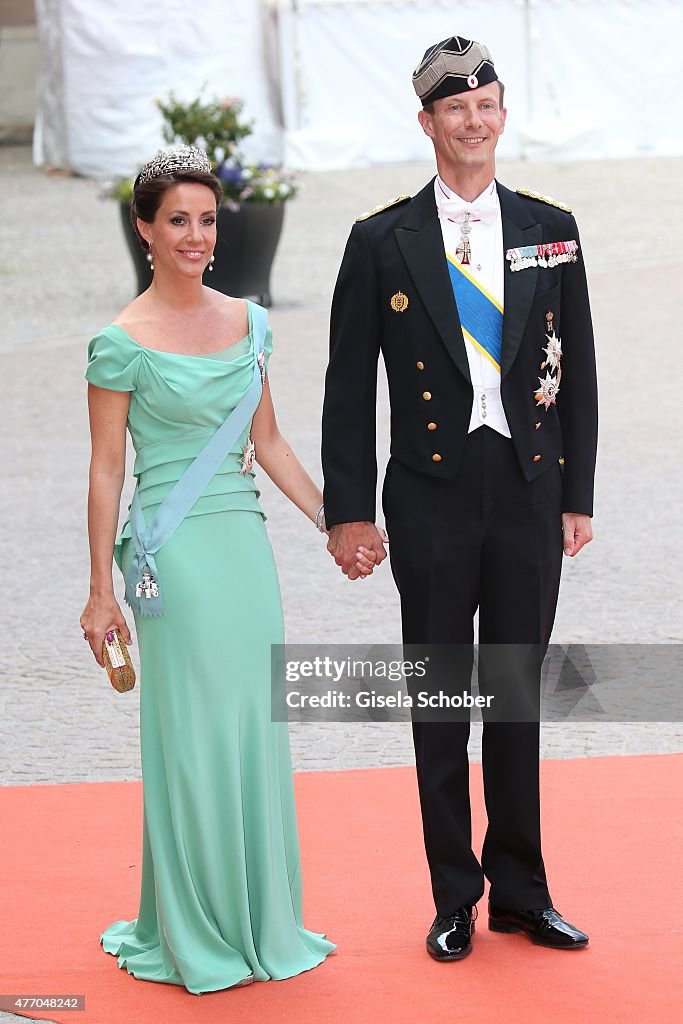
[34,0,683,177]
[33,0,283,177]
[279,0,683,169]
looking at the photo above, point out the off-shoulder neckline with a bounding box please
[106,300,253,359]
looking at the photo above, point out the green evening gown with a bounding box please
[85,302,334,994]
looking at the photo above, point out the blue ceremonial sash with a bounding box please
[124,301,269,617]
[446,255,503,371]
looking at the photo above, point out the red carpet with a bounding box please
[1,755,681,1024]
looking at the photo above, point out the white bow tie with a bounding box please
[437,185,499,225]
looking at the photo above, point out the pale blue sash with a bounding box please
[124,301,268,617]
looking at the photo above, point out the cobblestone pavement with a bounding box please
[1,143,682,809]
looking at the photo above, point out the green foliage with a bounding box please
[102,177,133,202]
[157,93,253,167]
[104,90,299,208]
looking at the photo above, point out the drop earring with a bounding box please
[146,243,154,271]
[208,254,215,272]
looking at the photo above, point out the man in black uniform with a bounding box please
[322,36,596,958]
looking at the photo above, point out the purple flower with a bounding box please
[217,163,246,184]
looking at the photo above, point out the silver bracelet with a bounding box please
[315,503,326,532]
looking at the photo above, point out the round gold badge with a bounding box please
[390,291,409,313]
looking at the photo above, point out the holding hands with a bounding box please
[326,521,389,580]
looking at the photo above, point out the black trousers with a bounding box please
[383,426,564,914]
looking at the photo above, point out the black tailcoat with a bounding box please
[321,178,599,913]
[322,179,598,527]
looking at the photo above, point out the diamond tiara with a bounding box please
[137,144,213,185]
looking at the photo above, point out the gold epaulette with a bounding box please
[356,195,411,222]
[516,188,572,213]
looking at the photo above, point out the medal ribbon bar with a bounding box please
[506,240,579,272]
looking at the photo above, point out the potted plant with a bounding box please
[108,93,298,306]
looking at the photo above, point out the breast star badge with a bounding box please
[390,291,409,313]
[542,333,563,372]
[535,372,560,410]
[537,309,562,404]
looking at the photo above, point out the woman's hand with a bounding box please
[355,528,389,579]
[356,546,377,577]
[80,592,132,668]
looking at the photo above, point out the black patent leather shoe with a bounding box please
[426,905,476,961]
[488,904,589,949]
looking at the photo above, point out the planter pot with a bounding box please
[119,200,285,307]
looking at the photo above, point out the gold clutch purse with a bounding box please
[102,628,136,692]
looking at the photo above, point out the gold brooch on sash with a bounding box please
[240,437,256,475]
[390,291,409,313]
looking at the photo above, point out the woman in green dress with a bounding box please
[80,146,375,994]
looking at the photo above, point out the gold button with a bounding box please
[534,422,541,430]
[427,422,437,431]
[416,361,424,370]
[432,453,442,462]
[422,391,432,401]
[533,454,542,462]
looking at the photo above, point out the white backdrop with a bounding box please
[278,0,528,169]
[279,0,683,169]
[33,0,283,177]
[33,0,683,176]
[522,0,683,160]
